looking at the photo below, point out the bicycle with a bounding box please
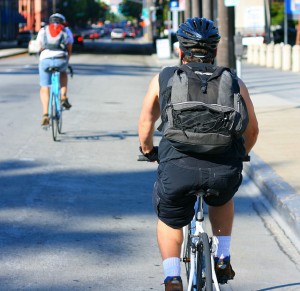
[181,189,220,291]
[45,65,73,141]
[47,66,62,141]
[137,150,250,290]
[137,153,221,291]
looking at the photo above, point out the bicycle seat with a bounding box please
[47,67,61,72]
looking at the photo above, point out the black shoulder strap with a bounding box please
[229,69,240,94]
[177,64,210,93]
[170,66,189,103]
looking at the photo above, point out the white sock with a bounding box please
[216,236,231,259]
[163,257,181,278]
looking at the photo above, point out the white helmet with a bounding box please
[49,13,66,24]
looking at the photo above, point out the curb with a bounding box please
[0,49,27,59]
[243,152,300,242]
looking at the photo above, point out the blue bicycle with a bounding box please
[47,67,63,141]
[46,65,73,141]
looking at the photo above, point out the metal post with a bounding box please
[53,0,56,13]
[284,0,288,44]
[236,57,242,78]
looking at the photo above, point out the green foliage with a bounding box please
[58,0,110,26]
[119,0,142,20]
[270,2,284,26]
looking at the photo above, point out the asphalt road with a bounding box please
[0,44,299,290]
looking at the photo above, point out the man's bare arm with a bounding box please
[238,78,259,154]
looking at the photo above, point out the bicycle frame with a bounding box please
[47,68,63,141]
[48,71,61,119]
[183,193,220,291]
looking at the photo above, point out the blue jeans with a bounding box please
[39,57,68,86]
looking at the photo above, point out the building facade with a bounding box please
[0,0,56,41]
[0,0,20,41]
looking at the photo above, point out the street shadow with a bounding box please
[0,63,161,77]
[80,40,155,55]
[55,130,161,143]
[69,63,161,76]
[0,158,272,289]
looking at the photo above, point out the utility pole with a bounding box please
[191,0,200,18]
[216,0,235,69]
[202,0,212,19]
[147,0,153,42]
[52,0,56,13]
[185,0,191,20]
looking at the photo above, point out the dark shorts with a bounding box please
[152,157,243,229]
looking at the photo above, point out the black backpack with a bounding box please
[158,63,249,155]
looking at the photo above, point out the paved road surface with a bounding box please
[0,52,299,290]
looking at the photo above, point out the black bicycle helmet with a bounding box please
[176,18,220,57]
[49,13,66,24]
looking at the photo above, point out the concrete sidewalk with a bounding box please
[152,55,300,244]
[0,41,27,58]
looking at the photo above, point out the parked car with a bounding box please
[72,31,84,46]
[111,28,126,41]
[28,34,40,55]
[17,30,34,46]
[124,28,136,39]
[95,27,105,38]
[81,29,99,40]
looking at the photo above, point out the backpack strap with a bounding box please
[170,67,189,103]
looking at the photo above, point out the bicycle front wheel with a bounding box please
[51,93,58,141]
[182,224,192,285]
[196,233,213,291]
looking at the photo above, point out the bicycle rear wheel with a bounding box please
[196,233,213,291]
[51,93,58,141]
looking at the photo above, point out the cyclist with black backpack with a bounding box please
[138,17,259,291]
[37,13,73,126]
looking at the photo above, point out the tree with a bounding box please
[119,0,142,20]
[58,0,108,27]
[270,2,284,26]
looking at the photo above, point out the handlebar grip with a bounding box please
[243,155,251,162]
[137,155,150,162]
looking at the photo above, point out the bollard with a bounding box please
[274,44,282,69]
[234,32,243,78]
[282,44,292,71]
[292,45,300,72]
[259,44,267,66]
[253,45,260,65]
[247,44,254,63]
[266,43,274,68]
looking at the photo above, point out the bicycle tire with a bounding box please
[51,93,58,141]
[182,223,194,289]
[196,233,213,291]
[57,94,63,134]
[183,225,192,282]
